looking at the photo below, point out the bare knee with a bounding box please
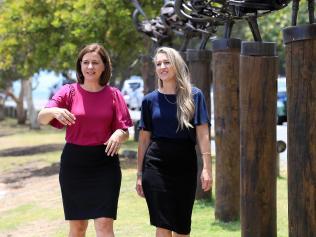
[94,217,114,237]
[173,233,189,237]
[69,220,88,237]
[156,227,172,237]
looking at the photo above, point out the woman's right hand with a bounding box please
[53,108,76,126]
[136,176,144,197]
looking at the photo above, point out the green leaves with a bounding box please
[0,0,144,86]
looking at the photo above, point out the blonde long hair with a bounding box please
[154,47,195,130]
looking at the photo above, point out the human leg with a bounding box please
[156,227,172,237]
[68,220,88,237]
[94,217,114,237]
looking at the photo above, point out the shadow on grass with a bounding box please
[0,144,64,157]
[119,157,137,170]
[2,158,136,189]
[211,219,240,232]
[277,175,287,180]
[195,197,215,208]
[1,157,137,188]
[194,198,240,231]
[0,131,15,138]
[1,162,60,188]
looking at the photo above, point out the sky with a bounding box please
[8,70,63,109]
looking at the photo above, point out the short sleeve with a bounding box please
[111,88,133,131]
[139,97,152,131]
[193,88,210,126]
[45,84,74,129]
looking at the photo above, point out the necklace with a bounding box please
[163,93,177,104]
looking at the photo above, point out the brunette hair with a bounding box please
[76,43,112,86]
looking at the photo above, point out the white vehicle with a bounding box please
[121,76,144,110]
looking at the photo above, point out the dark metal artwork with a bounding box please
[131,0,173,50]
[174,0,291,41]
[291,0,314,26]
[160,1,216,50]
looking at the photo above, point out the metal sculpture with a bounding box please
[160,1,216,50]
[174,0,292,41]
[131,0,173,51]
[130,0,174,94]
[292,0,315,26]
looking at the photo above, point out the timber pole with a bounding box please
[283,24,316,237]
[212,38,241,222]
[186,49,212,200]
[240,41,278,237]
[140,55,156,94]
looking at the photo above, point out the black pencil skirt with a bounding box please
[142,138,197,235]
[59,143,121,220]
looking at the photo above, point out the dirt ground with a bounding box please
[0,140,136,237]
[0,155,65,237]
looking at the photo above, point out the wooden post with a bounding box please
[283,24,316,237]
[276,140,286,177]
[240,42,278,237]
[186,49,212,200]
[140,55,156,94]
[212,38,241,222]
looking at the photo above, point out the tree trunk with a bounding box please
[6,79,27,124]
[17,79,27,124]
[26,77,40,129]
[0,105,4,121]
[0,93,5,121]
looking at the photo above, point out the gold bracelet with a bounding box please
[201,152,211,155]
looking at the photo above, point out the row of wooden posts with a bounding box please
[140,24,316,237]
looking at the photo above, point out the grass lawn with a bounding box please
[0,118,288,237]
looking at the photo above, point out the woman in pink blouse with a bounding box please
[38,43,133,237]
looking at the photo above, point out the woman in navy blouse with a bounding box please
[136,46,212,236]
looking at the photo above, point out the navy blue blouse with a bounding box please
[139,87,209,143]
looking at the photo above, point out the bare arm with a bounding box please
[136,129,151,197]
[37,107,76,126]
[196,123,213,192]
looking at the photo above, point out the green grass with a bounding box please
[0,118,289,237]
[0,204,60,230]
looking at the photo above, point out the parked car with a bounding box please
[277,76,287,125]
[121,76,144,110]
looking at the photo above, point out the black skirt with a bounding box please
[142,138,197,235]
[59,143,121,220]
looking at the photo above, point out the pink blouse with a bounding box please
[45,83,133,146]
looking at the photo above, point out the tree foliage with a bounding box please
[1,1,310,86]
[0,0,166,87]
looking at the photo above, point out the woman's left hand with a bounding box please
[201,168,212,192]
[104,130,125,156]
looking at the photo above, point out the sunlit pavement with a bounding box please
[210,123,287,168]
